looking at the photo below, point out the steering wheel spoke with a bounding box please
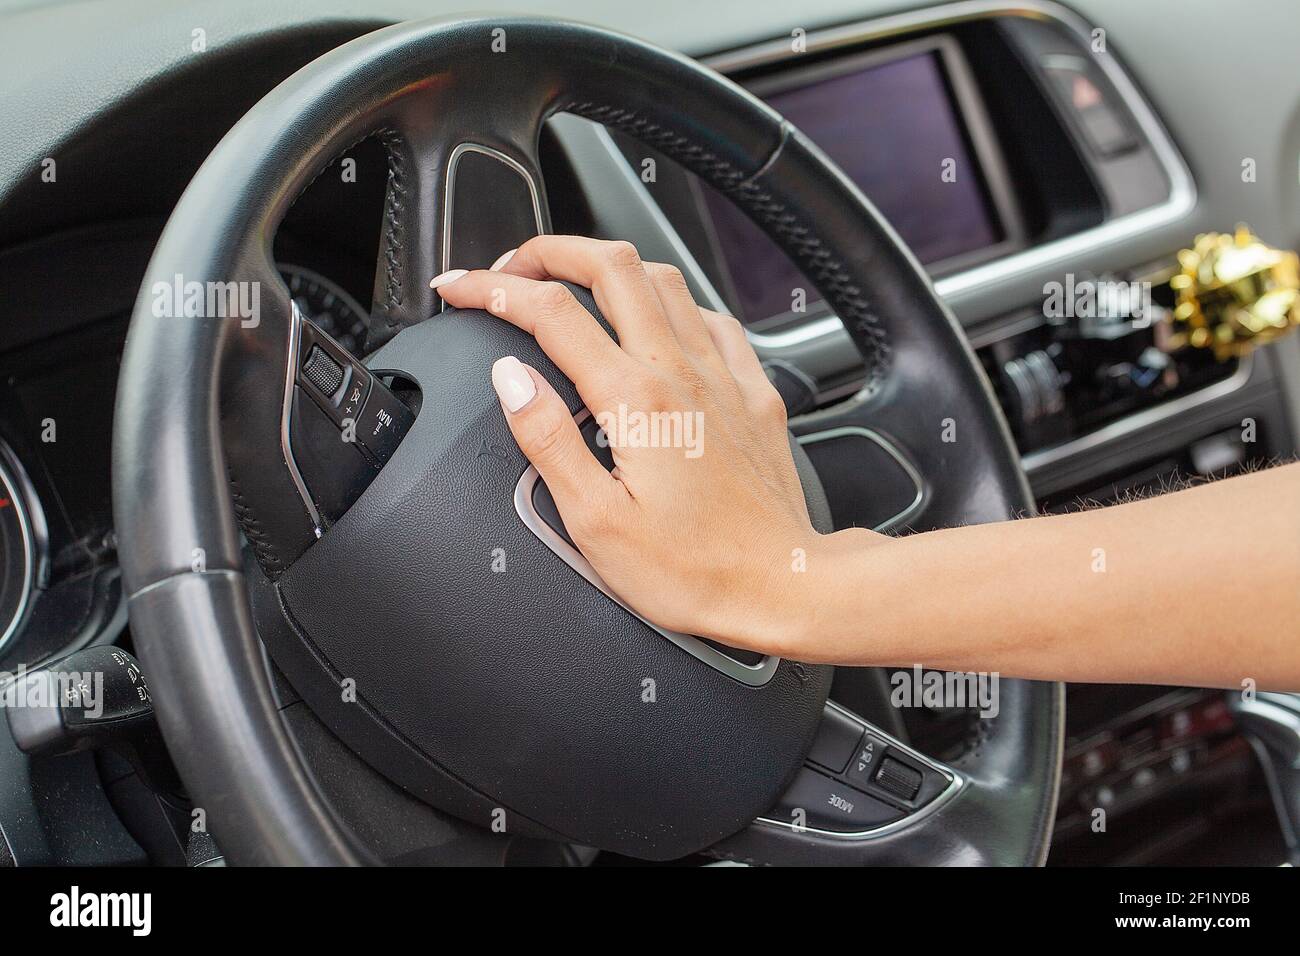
[730,701,962,851]
[793,415,929,535]
[366,91,553,349]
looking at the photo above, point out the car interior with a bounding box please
[0,0,1298,868]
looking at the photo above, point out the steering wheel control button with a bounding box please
[845,731,891,789]
[759,704,963,839]
[297,320,371,425]
[355,380,415,464]
[295,313,415,463]
[290,388,379,524]
[806,705,866,774]
[875,756,924,802]
[772,767,903,833]
[302,345,345,397]
[288,313,418,525]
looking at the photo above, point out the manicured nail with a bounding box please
[489,248,517,272]
[492,356,536,412]
[428,268,469,289]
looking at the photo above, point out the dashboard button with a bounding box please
[1043,61,1137,157]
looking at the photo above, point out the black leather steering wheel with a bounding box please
[113,16,1062,865]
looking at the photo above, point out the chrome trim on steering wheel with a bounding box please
[512,409,782,687]
[281,301,324,536]
[439,142,548,281]
[796,426,925,532]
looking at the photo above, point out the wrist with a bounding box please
[769,526,888,663]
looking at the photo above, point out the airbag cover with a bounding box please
[276,292,832,858]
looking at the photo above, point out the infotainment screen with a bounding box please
[700,38,1013,326]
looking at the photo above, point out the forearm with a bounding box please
[799,463,1300,690]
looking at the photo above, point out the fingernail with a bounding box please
[489,248,517,272]
[491,355,536,412]
[428,268,469,289]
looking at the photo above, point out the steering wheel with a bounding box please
[113,16,1062,865]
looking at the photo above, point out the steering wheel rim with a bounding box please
[113,15,1062,865]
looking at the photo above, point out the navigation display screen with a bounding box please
[702,46,1006,325]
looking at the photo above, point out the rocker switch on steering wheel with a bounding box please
[288,313,416,526]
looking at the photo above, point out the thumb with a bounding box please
[491,356,619,511]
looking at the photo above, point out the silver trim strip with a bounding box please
[704,0,1197,350]
[746,314,844,350]
[281,301,324,535]
[1021,354,1254,474]
[512,410,780,687]
[796,426,925,531]
[440,142,547,278]
[755,700,964,840]
[0,443,43,653]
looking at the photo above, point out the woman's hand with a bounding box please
[429,235,1300,689]
[430,235,835,655]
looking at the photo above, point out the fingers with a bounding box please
[499,236,676,358]
[700,309,771,396]
[490,356,626,515]
[435,269,633,405]
[642,261,721,360]
[439,236,781,435]
[700,309,789,428]
[497,235,726,370]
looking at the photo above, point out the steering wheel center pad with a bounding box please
[266,291,835,859]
